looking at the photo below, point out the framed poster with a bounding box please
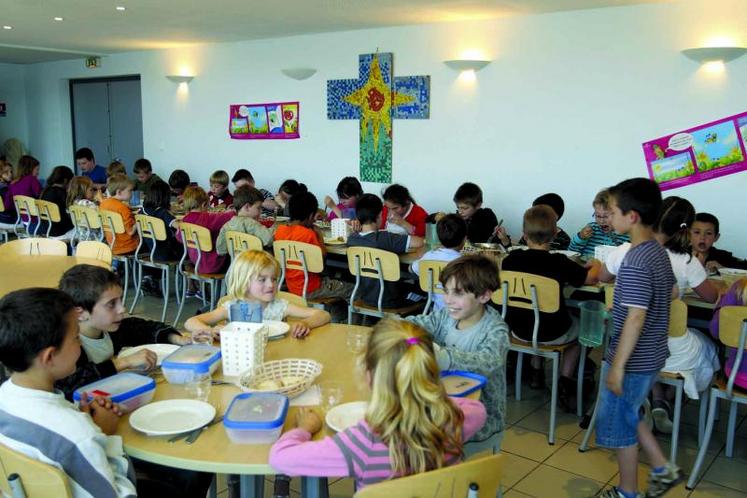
[229,102,299,140]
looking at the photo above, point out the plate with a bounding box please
[275,216,290,222]
[264,320,290,339]
[129,400,216,436]
[551,249,581,258]
[720,267,747,276]
[325,401,368,433]
[324,237,346,245]
[118,344,181,366]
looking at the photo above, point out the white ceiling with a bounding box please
[0,0,671,64]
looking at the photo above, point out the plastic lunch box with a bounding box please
[222,392,288,444]
[72,372,156,413]
[440,370,487,397]
[161,344,222,384]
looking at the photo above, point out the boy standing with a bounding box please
[691,212,747,271]
[132,158,163,197]
[216,185,275,254]
[208,170,233,208]
[407,254,509,454]
[0,288,137,497]
[599,178,681,498]
[99,173,139,255]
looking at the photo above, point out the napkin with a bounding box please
[289,384,321,406]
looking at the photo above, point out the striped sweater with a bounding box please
[568,222,630,257]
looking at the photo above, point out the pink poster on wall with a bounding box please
[642,111,747,191]
[228,101,299,140]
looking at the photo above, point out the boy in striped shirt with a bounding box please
[569,188,630,257]
[597,178,682,498]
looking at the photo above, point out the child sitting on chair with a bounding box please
[568,188,630,257]
[99,174,139,255]
[216,185,275,255]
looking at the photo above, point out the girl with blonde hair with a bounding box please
[184,249,329,341]
[269,318,487,489]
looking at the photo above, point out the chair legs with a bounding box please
[725,400,738,457]
[548,355,559,445]
[669,382,683,464]
[515,352,523,402]
[686,389,718,489]
[129,262,143,315]
[122,258,130,306]
[577,344,588,416]
[161,268,170,323]
[579,375,605,452]
[173,273,189,327]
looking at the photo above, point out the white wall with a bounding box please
[21,0,747,253]
[0,63,29,150]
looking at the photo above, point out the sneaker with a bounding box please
[645,462,683,497]
[651,400,673,434]
[599,487,643,498]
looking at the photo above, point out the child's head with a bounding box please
[522,205,556,246]
[16,155,40,179]
[453,182,483,220]
[232,169,255,189]
[336,176,363,207]
[592,189,612,232]
[355,193,383,225]
[66,176,95,207]
[0,161,11,183]
[532,193,565,221]
[74,147,95,173]
[232,186,264,219]
[209,170,230,197]
[608,178,662,232]
[278,179,307,202]
[133,158,153,184]
[107,161,127,178]
[226,250,280,303]
[654,196,695,255]
[436,214,467,249]
[106,173,134,200]
[168,169,191,196]
[365,318,464,475]
[691,212,720,253]
[288,191,318,224]
[59,265,125,333]
[382,184,414,216]
[46,165,74,187]
[439,254,500,322]
[143,180,171,211]
[0,288,79,377]
[182,186,209,211]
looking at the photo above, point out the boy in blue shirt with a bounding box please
[598,178,681,498]
[75,147,107,188]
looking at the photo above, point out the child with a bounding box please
[518,193,571,250]
[269,318,487,488]
[0,160,11,201]
[168,169,191,200]
[275,179,307,217]
[274,191,353,304]
[0,287,138,497]
[347,193,424,309]
[410,213,467,311]
[597,178,681,498]
[324,176,363,220]
[99,173,139,255]
[502,205,597,401]
[1,154,41,224]
[133,158,163,196]
[75,147,107,187]
[176,186,235,275]
[380,183,428,237]
[406,255,508,453]
[710,278,747,391]
[106,160,127,178]
[39,165,75,238]
[231,168,278,215]
[569,189,630,257]
[208,169,233,208]
[55,264,191,398]
[66,176,100,241]
[141,180,181,261]
[452,182,501,244]
[691,212,747,271]
[185,250,330,340]
[216,185,275,255]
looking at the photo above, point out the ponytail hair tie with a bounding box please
[680,222,688,229]
[405,337,420,346]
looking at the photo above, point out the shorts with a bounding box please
[595,361,658,449]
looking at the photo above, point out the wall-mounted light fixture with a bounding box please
[681,46,747,64]
[281,68,317,80]
[166,75,194,84]
[443,59,491,72]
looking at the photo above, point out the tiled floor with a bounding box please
[130,292,747,497]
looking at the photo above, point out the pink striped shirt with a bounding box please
[268,397,486,489]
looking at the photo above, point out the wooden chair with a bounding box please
[492,270,566,445]
[416,260,447,315]
[74,240,112,266]
[0,201,15,243]
[347,246,424,324]
[129,214,179,321]
[173,222,225,326]
[34,199,63,239]
[68,204,103,247]
[0,237,67,256]
[99,209,133,306]
[0,443,72,498]
[273,240,339,309]
[226,230,263,258]
[277,290,308,308]
[12,195,37,238]
[687,306,747,490]
[354,454,504,498]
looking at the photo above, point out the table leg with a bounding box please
[301,477,329,498]
[240,475,264,498]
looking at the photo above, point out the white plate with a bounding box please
[551,249,581,258]
[720,267,747,276]
[264,320,290,339]
[275,216,290,222]
[129,399,216,436]
[325,401,368,433]
[118,344,181,366]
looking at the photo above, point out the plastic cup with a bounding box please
[184,373,212,402]
[579,300,606,347]
[346,328,369,354]
[319,381,343,413]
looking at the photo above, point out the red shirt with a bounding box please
[380,203,428,237]
[176,211,235,273]
[274,224,323,296]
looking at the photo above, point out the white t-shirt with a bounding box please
[80,332,115,364]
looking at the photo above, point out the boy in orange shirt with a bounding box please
[99,174,139,255]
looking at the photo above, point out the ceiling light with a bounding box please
[2,26,12,30]
[681,46,747,64]
[443,59,492,72]
[116,6,126,11]
[54,17,63,21]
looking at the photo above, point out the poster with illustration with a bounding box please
[228,101,300,139]
[643,111,747,190]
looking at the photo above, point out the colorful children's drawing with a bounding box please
[228,101,300,140]
[642,111,747,190]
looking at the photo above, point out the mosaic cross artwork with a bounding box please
[327,52,430,183]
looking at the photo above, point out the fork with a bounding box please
[185,415,224,444]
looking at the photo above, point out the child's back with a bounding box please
[100,196,139,254]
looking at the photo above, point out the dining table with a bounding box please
[0,253,110,297]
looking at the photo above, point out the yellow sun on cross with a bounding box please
[343,54,414,152]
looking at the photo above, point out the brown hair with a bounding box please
[15,155,39,180]
[106,173,134,196]
[523,205,556,245]
[66,176,94,207]
[209,170,229,186]
[232,185,264,211]
[439,254,500,296]
[182,186,209,211]
[107,161,127,177]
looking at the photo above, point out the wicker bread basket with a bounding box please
[239,358,323,398]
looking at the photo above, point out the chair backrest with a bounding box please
[346,246,401,283]
[0,237,67,256]
[353,454,504,498]
[34,200,61,238]
[719,306,747,349]
[99,209,125,250]
[13,195,38,218]
[68,205,102,231]
[75,240,113,265]
[135,214,167,243]
[417,260,447,295]
[491,270,560,313]
[178,222,213,252]
[0,443,73,498]
[604,284,614,310]
[273,240,324,298]
[226,230,263,259]
[668,299,688,338]
[276,290,308,307]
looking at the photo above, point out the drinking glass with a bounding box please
[319,381,343,413]
[184,373,212,402]
[346,328,369,354]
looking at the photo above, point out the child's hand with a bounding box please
[191,328,218,344]
[114,349,157,372]
[79,393,122,435]
[493,226,510,246]
[579,225,594,240]
[388,211,404,226]
[606,365,624,396]
[349,219,362,232]
[290,321,311,339]
[295,407,322,434]
[169,332,192,346]
[705,260,723,272]
[324,195,336,209]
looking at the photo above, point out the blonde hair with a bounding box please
[107,161,127,177]
[106,173,134,196]
[210,170,229,186]
[593,189,610,210]
[182,186,209,211]
[729,278,747,305]
[225,250,280,301]
[66,176,94,207]
[364,319,464,476]
[522,204,556,245]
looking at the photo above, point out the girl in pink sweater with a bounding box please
[269,318,487,489]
